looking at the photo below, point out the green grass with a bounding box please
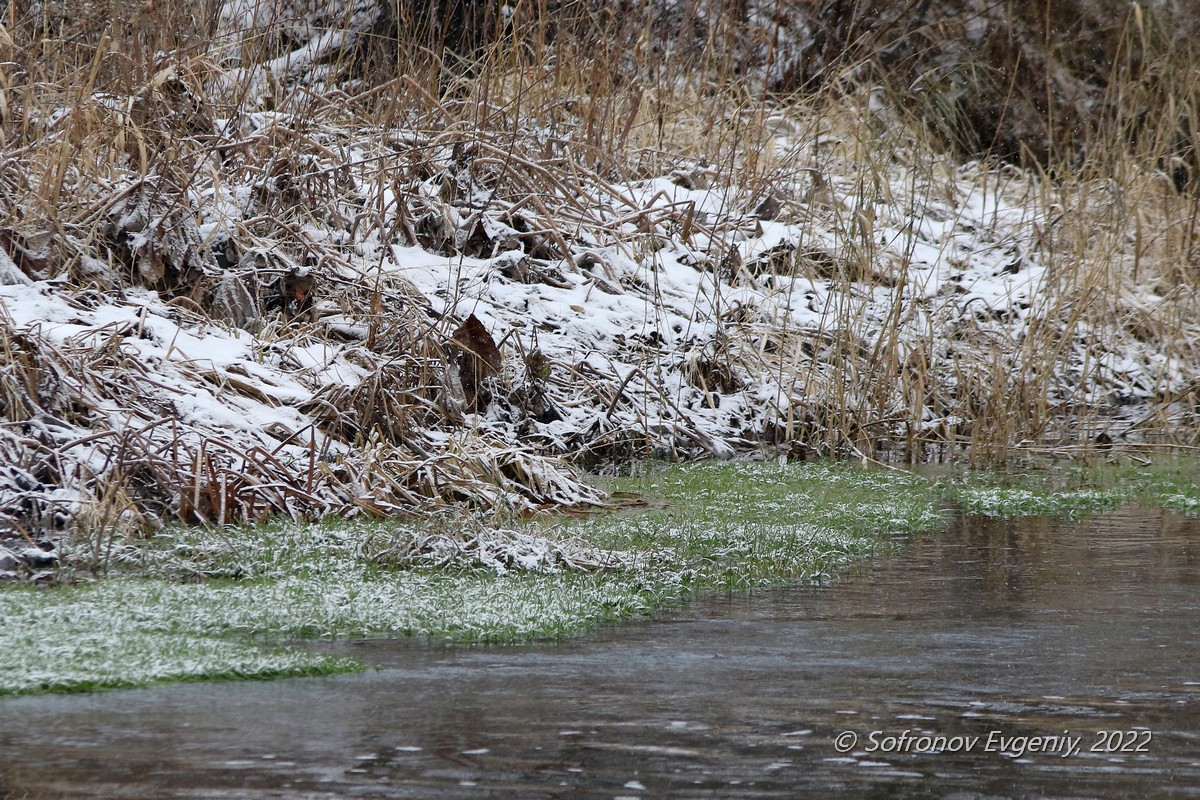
[0,580,358,694]
[0,460,942,697]
[579,461,945,590]
[3,457,1197,697]
[935,457,1200,518]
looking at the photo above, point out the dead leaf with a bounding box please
[451,314,502,412]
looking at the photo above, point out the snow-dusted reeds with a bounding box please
[0,1,1198,549]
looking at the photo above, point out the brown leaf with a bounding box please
[451,314,502,412]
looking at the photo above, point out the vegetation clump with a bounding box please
[0,461,942,695]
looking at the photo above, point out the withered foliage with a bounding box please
[0,0,1199,557]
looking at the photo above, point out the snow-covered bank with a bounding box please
[1,1,1198,552]
[3,111,1195,549]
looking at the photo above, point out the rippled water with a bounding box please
[2,509,1199,799]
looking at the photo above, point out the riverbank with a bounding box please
[3,458,1197,697]
[3,2,1200,557]
[3,0,1200,699]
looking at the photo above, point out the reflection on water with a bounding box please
[2,509,1199,799]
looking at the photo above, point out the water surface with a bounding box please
[2,509,1199,798]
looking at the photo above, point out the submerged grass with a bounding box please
[937,457,1200,518]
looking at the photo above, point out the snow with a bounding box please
[1,0,1196,546]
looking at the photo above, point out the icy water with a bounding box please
[2,509,1199,799]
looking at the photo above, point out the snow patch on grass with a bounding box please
[1158,491,1200,516]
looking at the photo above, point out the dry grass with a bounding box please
[0,0,1198,549]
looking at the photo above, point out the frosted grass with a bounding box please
[0,582,359,695]
[948,486,1126,518]
[0,572,663,696]
[940,459,1200,519]
[0,461,945,697]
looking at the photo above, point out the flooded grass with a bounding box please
[938,457,1200,518]
[2,458,1197,697]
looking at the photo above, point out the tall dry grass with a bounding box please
[0,0,1198,547]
